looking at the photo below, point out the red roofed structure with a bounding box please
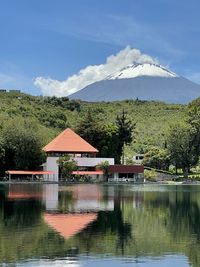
[5,129,144,182]
[43,128,98,154]
[41,128,143,183]
[42,128,114,182]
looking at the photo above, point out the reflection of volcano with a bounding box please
[44,213,97,239]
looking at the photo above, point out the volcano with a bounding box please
[69,63,200,103]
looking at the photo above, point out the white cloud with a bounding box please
[34,46,158,97]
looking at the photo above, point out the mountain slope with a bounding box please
[69,63,200,103]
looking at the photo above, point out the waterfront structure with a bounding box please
[7,128,144,182]
[43,128,144,182]
[6,170,55,182]
[42,128,114,181]
[108,165,144,182]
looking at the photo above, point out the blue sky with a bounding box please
[0,0,200,95]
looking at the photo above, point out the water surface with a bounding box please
[0,183,200,267]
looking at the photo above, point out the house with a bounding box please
[7,128,144,182]
[133,154,144,164]
[108,165,144,182]
[42,128,144,182]
[42,128,114,181]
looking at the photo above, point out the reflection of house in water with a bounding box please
[43,185,114,240]
[44,213,97,239]
[43,184,115,212]
[4,184,145,245]
[43,184,59,211]
[64,184,114,212]
[7,184,43,200]
[6,184,144,212]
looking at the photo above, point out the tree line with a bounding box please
[0,118,48,175]
[144,97,200,177]
[0,109,135,176]
[0,93,200,178]
[76,109,135,164]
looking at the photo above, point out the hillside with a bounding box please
[0,91,185,158]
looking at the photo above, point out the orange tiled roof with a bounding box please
[43,128,98,153]
[72,170,103,175]
[7,170,55,175]
[44,213,97,239]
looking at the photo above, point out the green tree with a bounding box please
[187,98,200,155]
[116,110,135,164]
[167,123,200,177]
[77,109,135,164]
[76,110,101,147]
[0,139,5,174]
[96,160,110,181]
[57,155,78,180]
[3,119,45,171]
[76,110,119,159]
[143,147,170,170]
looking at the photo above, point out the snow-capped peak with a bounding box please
[106,63,178,80]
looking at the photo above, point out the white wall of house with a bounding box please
[44,156,115,181]
[45,157,59,181]
[74,157,114,167]
[132,154,144,165]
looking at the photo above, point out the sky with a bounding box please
[0,0,200,96]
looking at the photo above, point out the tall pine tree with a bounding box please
[116,110,135,164]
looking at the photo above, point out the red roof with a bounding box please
[43,128,98,153]
[72,170,103,175]
[108,165,144,173]
[7,170,55,175]
[44,213,97,239]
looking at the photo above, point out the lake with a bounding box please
[0,183,199,267]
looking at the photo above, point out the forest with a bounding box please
[0,90,198,175]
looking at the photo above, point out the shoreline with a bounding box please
[0,181,199,185]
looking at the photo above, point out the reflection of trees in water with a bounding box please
[145,189,200,267]
[58,190,74,212]
[3,199,44,226]
[0,184,45,226]
[0,185,45,226]
[1,184,200,267]
[75,210,132,256]
[76,187,132,256]
[167,192,200,267]
[0,197,69,262]
[168,193,200,236]
[0,185,8,199]
[147,191,200,240]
